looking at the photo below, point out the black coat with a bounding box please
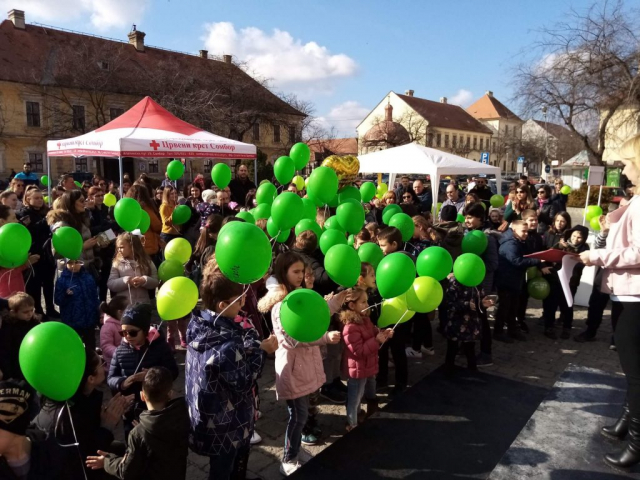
[0,316,39,381]
[537,201,558,234]
[16,206,50,257]
[0,428,64,480]
[291,247,338,296]
[495,229,542,293]
[228,177,257,205]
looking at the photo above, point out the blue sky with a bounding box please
[5,0,598,135]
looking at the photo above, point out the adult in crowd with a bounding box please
[468,176,492,207]
[400,190,419,217]
[394,176,413,199]
[14,163,39,186]
[92,174,104,186]
[228,164,256,205]
[536,185,557,234]
[504,186,536,223]
[161,171,177,189]
[181,183,203,209]
[439,183,465,219]
[519,175,537,199]
[212,189,235,218]
[82,182,92,196]
[122,176,132,195]
[87,186,117,301]
[17,187,58,318]
[127,184,163,265]
[0,190,19,210]
[551,178,569,212]
[581,135,640,470]
[412,179,433,214]
[60,174,76,191]
[159,185,181,244]
[196,189,218,227]
[8,177,25,206]
[154,186,164,208]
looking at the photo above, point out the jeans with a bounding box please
[445,340,477,370]
[209,448,239,480]
[24,260,56,314]
[399,312,433,351]
[284,396,309,462]
[613,302,640,419]
[495,289,519,334]
[377,334,407,388]
[542,279,574,329]
[346,377,376,427]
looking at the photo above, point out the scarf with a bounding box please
[537,197,549,210]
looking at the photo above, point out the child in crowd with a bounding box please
[488,208,504,230]
[410,215,434,256]
[258,252,342,476]
[188,267,277,480]
[341,288,392,431]
[516,209,546,333]
[0,205,40,299]
[377,226,406,257]
[159,186,181,243]
[353,228,372,249]
[0,293,39,381]
[365,222,379,243]
[99,296,130,374]
[108,303,178,436]
[432,205,465,262]
[188,214,223,284]
[55,259,100,350]
[544,212,572,250]
[87,367,190,480]
[108,233,159,305]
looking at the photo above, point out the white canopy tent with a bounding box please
[46,96,257,197]
[358,143,502,213]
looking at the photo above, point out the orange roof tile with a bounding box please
[466,94,521,121]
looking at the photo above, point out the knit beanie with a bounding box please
[0,379,38,436]
[121,303,152,333]
[440,205,458,222]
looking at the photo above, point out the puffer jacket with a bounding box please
[258,285,329,400]
[495,229,542,293]
[107,259,159,305]
[342,313,379,379]
[476,228,501,294]
[99,314,121,374]
[185,309,264,456]
[54,267,99,330]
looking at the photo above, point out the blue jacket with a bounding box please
[54,267,99,329]
[185,310,265,456]
[495,229,542,292]
[14,171,39,186]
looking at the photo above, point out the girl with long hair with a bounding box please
[504,186,536,223]
[126,183,162,263]
[107,232,158,305]
[159,185,181,243]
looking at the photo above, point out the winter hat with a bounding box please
[440,205,458,222]
[0,379,37,436]
[563,225,589,242]
[202,189,217,203]
[121,303,152,333]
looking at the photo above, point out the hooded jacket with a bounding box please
[100,314,122,373]
[0,315,39,381]
[185,309,264,456]
[54,267,100,330]
[432,221,465,262]
[342,313,379,379]
[103,397,190,480]
[107,259,159,305]
[495,229,542,292]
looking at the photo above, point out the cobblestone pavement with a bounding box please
[169,300,622,480]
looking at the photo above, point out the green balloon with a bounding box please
[74,180,82,188]
[585,205,603,222]
[40,175,49,187]
[453,253,486,287]
[166,160,185,181]
[490,194,504,208]
[52,226,83,261]
[157,276,199,321]
[377,294,415,328]
[336,199,365,235]
[158,259,184,282]
[324,216,345,233]
[256,182,277,205]
[165,238,192,264]
[295,219,322,239]
[358,242,384,269]
[280,289,330,342]
[324,244,361,288]
[114,198,142,232]
[560,185,571,195]
[462,230,488,255]
[290,143,311,171]
[137,209,151,234]
[274,156,295,185]
[217,222,272,283]
[267,217,291,243]
[376,252,416,299]
[211,163,232,189]
[406,276,443,313]
[19,322,85,401]
[319,228,347,255]
[0,223,31,267]
[382,204,402,224]
[416,246,452,281]
[236,211,256,224]
[526,266,540,280]
[172,205,191,225]
[389,213,414,241]
[360,182,376,203]
[456,213,465,223]
[301,197,317,221]
[590,216,601,231]
[326,193,340,208]
[271,192,303,230]
[348,234,354,246]
[528,277,551,300]
[307,166,338,204]
[254,203,271,220]
[338,186,361,204]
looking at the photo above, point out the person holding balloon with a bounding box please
[126,184,163,265]
[159,186,181,244]
[0,205,40,299]
[0,293,40,382]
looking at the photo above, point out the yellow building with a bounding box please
[0,9,305,183]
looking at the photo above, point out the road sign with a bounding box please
[545,164,551,173]
[517,156,525,164]
[480,152,490,164]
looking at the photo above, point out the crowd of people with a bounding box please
[0,148,639,479]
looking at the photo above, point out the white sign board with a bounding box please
[587,166,605,186]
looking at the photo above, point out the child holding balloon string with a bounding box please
[108,233,159,306]
[0,205,40,299]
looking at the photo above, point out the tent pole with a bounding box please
[254,158,258,185]
[597,185,603,208]
[119,156,124,198]
[46,154,51,206]
[583,185,591,226]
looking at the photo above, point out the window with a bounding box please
[427,133,434,146]
[436,133,442,147]
[75,157,88,172]
[505,125,509,136]
[492,142,496,152]
[110,108,124,121]
[26,102,40,127]
[28,153,43,172]
[480,138,484,150]
[72,105,85,131]
[204,159,213,174]
[253,123,260,141]
[452,135,457,147]
[273,124,281,143]
[289,126,296,144]
[473,137,477,150]
[466,136,470,147]
[148,160,159,173]
[444,134,449,148]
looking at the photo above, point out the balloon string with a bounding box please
[133,325,161,374]
[361,301,382,313]
[248,285,273,336]
[379,309,410,348]
[215,284,251,320]
[54,402,89,480]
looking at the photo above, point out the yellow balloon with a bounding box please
[104,193,117,207]
[157,276,198,321]
[406,276,443,313]
[293,175,305,191]
[165,238,192,264]
[377,294,415,328]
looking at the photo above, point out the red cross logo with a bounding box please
[149,140,160,150]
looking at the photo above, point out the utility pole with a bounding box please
[542,106,549,182]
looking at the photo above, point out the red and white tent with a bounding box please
[46,96,257,194]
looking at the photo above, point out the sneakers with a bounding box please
[421,346,435,356]
[301,433,318,445]
[476,353,494,367]
[250,431,262,445]
[280,461,301,476]
[405,347,422,358]
[544,328,558,340]
[610,344,618,351]
[574,331,596,343]
[560,328,571,340]
[320,385,346,404]
[493,332,514,343]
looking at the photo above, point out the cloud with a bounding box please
[449,89,474,107]
[202,22,358,92]
[0,0,149,30]
[316,101,370,136]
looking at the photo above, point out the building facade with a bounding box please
[521,119,583,177]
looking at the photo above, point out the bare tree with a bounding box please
[512,0,640,165]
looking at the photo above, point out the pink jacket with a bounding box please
[342,315,379,379]
[100,314,122,373]
[0,264,27,299]
[590,197,640,296]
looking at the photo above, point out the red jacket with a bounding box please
[342,315,379,379]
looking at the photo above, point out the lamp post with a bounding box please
[542,106,549,181]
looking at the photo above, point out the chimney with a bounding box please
[8,9,25,29]
[223,54,232,64]
[384,103,393,122]
[486,90,494,97]
[405,89,414,97]
[128,28,146,52]
[440,97,448,104]
[199,50,208,58]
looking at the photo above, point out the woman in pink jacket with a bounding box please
[581,135,640,470]
[98,296,129,373]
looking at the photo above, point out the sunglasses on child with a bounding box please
[119,328,142,338]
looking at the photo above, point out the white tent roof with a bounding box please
[556,150,595,169]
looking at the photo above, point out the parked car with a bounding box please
[489,179,511,196]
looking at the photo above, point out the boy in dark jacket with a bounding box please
[494,221,549,343]
[432,205,465,263]
[87,367,190,480]
[0,293,39,381]
[54,259,100,350]
[516,209,546,334]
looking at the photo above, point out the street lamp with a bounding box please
[542,106,549,181]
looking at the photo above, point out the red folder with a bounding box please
[524,249,579,263]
